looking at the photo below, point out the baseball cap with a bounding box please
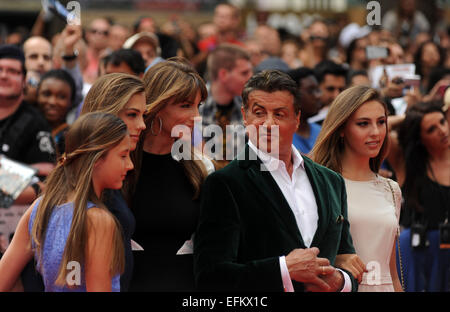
[123,32,161,56]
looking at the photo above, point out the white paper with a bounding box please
[131,239,144,251]
[369,64,416,89]
[0,155,38,208]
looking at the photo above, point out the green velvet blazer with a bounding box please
[194,145,357,292]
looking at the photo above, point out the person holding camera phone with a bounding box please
[395,101,450,292]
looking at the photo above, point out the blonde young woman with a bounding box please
[311,85,403,292]
[80,73,146,291]
[130,57,214,291]
[0,113,133,291]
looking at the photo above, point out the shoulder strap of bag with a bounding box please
[387,178,405,291]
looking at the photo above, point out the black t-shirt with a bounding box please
[130,152,199,291]
[132,152,199,254]
[0,101,55,165]
[401,175,450,230]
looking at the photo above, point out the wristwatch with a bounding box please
[62,49,79,61]
[31,182,42,197]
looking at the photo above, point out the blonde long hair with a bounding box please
[81,73,145,205]
[141,57,209,199]
[31,113,126,286]
[310,85,389,173]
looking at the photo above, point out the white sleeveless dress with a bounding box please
[344,175,402,292]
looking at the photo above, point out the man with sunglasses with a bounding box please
[301,20,330,68]
[84,17,111,84]
[309,60,347,125]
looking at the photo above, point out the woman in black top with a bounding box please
[396,102,450,291]
[130,57,213,291]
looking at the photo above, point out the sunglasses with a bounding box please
[310,36,328,41]
[325,86,345,93]
[89,29,109,36]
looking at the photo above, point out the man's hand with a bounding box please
[61,24,82,55]
[381,76,404,99]
[285,247,335,292]
[304,268,344,292]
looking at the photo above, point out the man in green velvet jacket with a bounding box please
[194,70,358,292]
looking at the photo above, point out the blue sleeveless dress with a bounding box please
[28,198,120,292]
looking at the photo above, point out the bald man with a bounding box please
[23,36,52,75]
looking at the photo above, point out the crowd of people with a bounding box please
[0,0,449,292]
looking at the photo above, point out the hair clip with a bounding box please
[58,153,67,166]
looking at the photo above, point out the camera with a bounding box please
[366,46,389,60]
[410,223,429,249]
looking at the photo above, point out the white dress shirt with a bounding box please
[248,141,351,292]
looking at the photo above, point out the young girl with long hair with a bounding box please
[80,73,146,291]
[311,85,403,291]
[0,112,133,291]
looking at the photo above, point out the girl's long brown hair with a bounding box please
[81,73,145,205]
[310,85,389,174]
[31,112,126,286]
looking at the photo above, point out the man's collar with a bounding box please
[247,140,304,172]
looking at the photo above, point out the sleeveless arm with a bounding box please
[85,208,118,292]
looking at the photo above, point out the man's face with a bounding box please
[0,58,24,100]
[133,40,156,67]
[242,90,300,155]
[385,43,405,65]
[138,18,157,34]
[309,22,329,49]
[299,75,321,118]
[214,5,238,33]
[319,74,346,107]
[86,19,110,51]
[108,25,130,51]
[353,38,368,64]
[24,38,52,75]
[222,58,253,97]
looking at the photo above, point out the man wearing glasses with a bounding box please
[0,45,55,204]
[84,17,111,84]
